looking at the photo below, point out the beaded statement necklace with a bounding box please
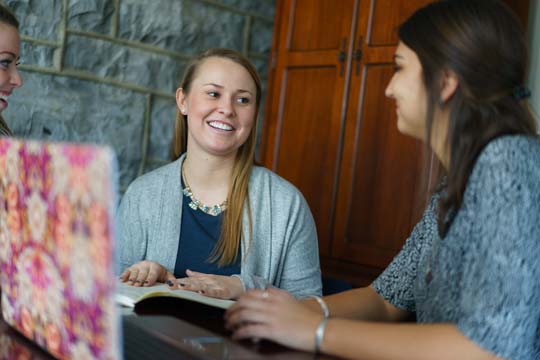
[181,163,227,216]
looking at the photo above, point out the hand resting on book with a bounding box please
[169,269,244,300]
[120,260,176,287]
[120,263,243,300]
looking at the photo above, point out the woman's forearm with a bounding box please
[305,286,410,322]
[321,320,499,360]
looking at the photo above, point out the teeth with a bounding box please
[208,121,233,131]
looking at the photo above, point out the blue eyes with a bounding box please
[0,59,13,69]
[206,91,251,104]
[0,58,20,70]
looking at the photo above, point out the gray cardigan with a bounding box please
[117,154,322,298]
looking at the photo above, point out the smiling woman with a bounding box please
[0,4,23,136]
[117,48,322,301]
[224,1,540,359]
[176,56,257,161]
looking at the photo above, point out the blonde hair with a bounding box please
[171,48,262,266]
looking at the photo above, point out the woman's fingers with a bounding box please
[134,266,149,286]
[177,277,202,291]
[225,291,275,327]
[170,274,243,299]
[143,266,161,286]
[120,269,130,282]
[225,307,273,331]
[179,276,214,290]
[231,323,272,341]
[177,276,228,298]
[121,261,169,286]
[163,272,177,288]
[186,269,206,277]
[225,288,321,351]
[127,268,139,284]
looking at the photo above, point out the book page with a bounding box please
[115,281,234,310]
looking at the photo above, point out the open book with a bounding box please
[116,281,234,310]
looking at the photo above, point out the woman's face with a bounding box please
[0,22,22,113]
[385,41,427,141]
[176,56,257,158]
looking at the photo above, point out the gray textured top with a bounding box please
[117,154,322,298]
[373,135,540,360]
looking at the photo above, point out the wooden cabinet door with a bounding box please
[330,0,433,269]
[262,0,531,284]
[260,0,358,256]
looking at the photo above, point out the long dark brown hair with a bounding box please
[399,0,537,236]
[0,3,19,136]
[171,48,262,266]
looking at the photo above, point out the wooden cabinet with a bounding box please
[260,0,529,286]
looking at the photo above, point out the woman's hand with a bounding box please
[170,269,244,299]
[225,288,322,352]
[119,260,175,287]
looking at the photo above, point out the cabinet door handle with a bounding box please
[338,37,347,76]
[354,36,363,75]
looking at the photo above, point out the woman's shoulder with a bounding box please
[123,159,181,199]
[250,165,304,197]
[468,134,540,197]
[476,135,540,168]
[249,165,310,210]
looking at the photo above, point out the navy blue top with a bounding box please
[174,182,241,278]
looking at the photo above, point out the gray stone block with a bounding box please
[4,0,62,42]
[149,96,177,161]
[68,0,115,34]
[3,71,146,188]
[119,0,244,55]
[2,0,276,187]
[214,0,275,17]
[249,56,269,80]
[64,34,187,93]
[21,41,56,68]
[250,18,273,55]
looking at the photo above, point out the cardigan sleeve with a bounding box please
[116,183,147,274]
[236,190,322,297]
[451,137,540,359]
[236,169,322,297]
[276,191,322,298]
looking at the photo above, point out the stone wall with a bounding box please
[2,0,275,190]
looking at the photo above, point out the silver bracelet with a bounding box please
[314,317,328,353]
[310,295,330,318]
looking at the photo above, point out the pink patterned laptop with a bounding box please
[0,137,120,359]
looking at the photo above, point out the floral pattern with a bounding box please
[0,138,120,359]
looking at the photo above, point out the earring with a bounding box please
[180,108,186,115]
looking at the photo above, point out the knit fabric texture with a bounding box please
[373,135,540,360]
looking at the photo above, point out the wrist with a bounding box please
[310,295,330,318]
[229,275,245,299]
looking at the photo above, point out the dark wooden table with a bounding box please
[0,295,336,359]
